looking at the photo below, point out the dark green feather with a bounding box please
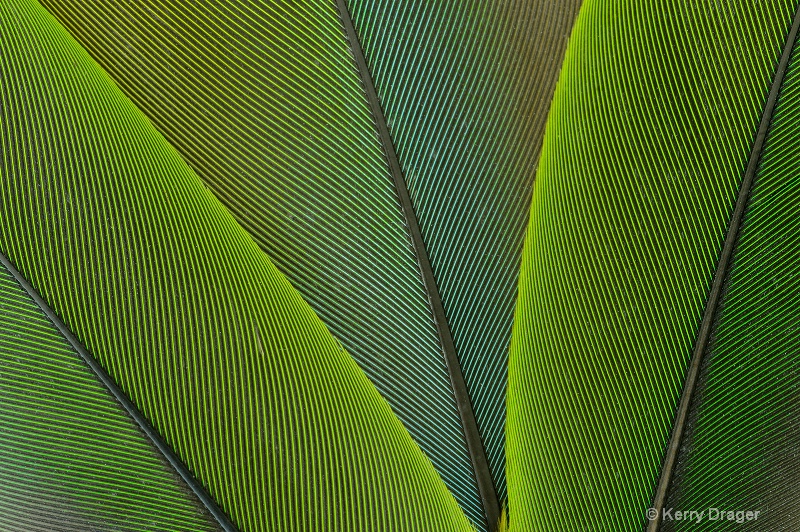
[507,1,796,530]
[663,33,800,532]
[0,260,219,531]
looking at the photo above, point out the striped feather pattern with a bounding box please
[36,0,484,522]
[507,1,795,530]
[663,35,800,532]
[0,1,475,530]
[0,261,218,532]
[346,0,583,502]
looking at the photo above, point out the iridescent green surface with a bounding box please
[346,0,583,502]
[507,1,795,530]
[664,36,800,532]
[0,1,475,529]
[36,0,484,522]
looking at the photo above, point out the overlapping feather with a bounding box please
[663,36,800,532]
[0,1,474,529]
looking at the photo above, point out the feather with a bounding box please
[9,0,800,530]
[663,35,800,532]
[0,259,220,531]
[0,1,474,529]
[508,1,796,530]
[34,0,487,521]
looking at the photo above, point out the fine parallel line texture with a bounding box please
[345,0,583,504]
[0,1,476,530]
[0,251,236,531]
[662,28,800,532]
[335,0,498,526]
[0,258,220,531]
[648,4,800,528]
[36,0,484,523]
[507,1,795,530]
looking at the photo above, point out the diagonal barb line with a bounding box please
[646,5,800,531]
[0,250,238,532]
[333,0,501,528]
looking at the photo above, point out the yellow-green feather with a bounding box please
[508,0,796,530]
[0,1,474,530]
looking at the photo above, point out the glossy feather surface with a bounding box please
[507,1,796,529]
[664,34,800,532]
[0,1,476,529]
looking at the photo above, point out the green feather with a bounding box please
[0,0,474,529]
[34,0,486,521]
[0,260,219,531]
[8,0,800,530]
[508,0,796,530]
[663,33,800,532]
